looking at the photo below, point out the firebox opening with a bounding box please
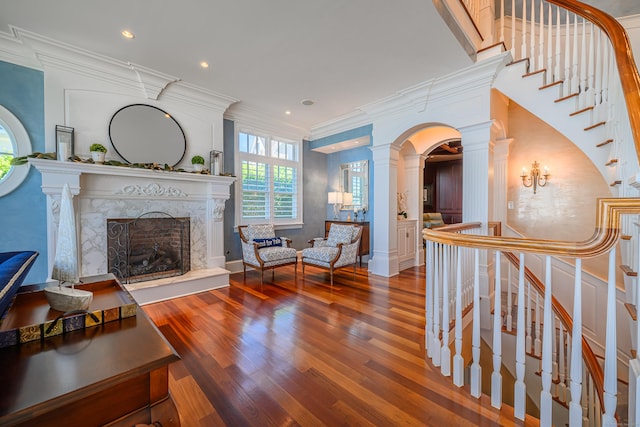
[107,212,190,284]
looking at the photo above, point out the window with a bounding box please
[237,130,301,225]
[0,105,32,197]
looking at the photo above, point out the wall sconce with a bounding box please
[521,161,550,194]
[328,191,343,219]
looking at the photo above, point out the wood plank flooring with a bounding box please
[143,264,536,426]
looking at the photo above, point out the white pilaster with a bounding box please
[493,137,513,224]
[369,143,401,277]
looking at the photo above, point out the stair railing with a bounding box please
[494,0,640,194]
[424,198,640,426]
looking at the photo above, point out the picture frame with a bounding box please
[424,184,433,206]
[55,125,74,161]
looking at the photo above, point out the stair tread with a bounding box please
[625,302,637,321]
[555,93,579,103]
[585,121,606,131]
[596,139,614,147]
[610,180,622,186]
[523,69,546,78]
[570,106,594,116]
[539,80,563,90]
[606,159,619,166]
[620,265,637,277]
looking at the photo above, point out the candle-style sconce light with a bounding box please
[521,161,550,194]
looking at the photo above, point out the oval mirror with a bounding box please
[109,104,186,166]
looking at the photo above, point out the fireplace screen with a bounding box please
[107,212,190,283]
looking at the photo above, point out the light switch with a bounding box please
[507,201,514,209]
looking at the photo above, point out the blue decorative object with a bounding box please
[0,251,38,321]
[253,237,283,248]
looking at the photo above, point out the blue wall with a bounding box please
[0,61,47,283]
[223,120,328,262]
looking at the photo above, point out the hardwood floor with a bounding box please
[143,264,535,426]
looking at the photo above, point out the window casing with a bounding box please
[236,129,302,226]
[0,105,31,197]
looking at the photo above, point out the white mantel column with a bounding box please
[460,120,495,328]
[369,143,401,277]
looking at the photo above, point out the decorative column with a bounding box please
[369,143,401,277]
[493,137,513,224]
[460,120,495,328]
[404,152,427,266]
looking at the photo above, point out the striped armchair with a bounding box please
[302,224,362,287]
[238,224,298,287]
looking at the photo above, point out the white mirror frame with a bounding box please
[339,160,368,210]
[0,104,32,197]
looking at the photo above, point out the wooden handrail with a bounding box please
[502,252,605,408]
[424,198,640,257]
[545,0,640,165]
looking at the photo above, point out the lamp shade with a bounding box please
[342,192,353,205]
[328,191,342,204]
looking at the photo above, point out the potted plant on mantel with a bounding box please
[90,143,107,164]
[191,155,205,172]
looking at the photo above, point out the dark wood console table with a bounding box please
[325,220,370,266]
[0,274,180,427]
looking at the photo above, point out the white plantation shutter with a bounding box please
[237,130,301,225]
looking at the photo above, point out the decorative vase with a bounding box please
[193,164,204,172]
[91,151,105,163]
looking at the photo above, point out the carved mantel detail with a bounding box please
[117,183,187,198]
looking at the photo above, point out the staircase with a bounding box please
[424,0,640,425]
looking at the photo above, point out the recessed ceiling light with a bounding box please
[200,61,209,69]
[121,30,135,39]
[354,140,360,144]
[285,110,291,115]
[301,99,314,106]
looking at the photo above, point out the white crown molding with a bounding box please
[309,53,509,142]
[128,62,180,100]
[225,103,309,141]
[0,27,42,70]
[308,110,372,141]
[8,27,238,111]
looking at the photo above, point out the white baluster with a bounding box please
[587,22,596,107]
[535,290,542,357]
[521,0,528,61]
[470,248,482,398]
[507,260,513,332]
[526,281,532,353]
[558,323,566,402]
[563,10,572,96]
[426,240,434,358]
[499,0,504,45]
[631,230,640,426]
[602,248,618,426]
[579,19,588,109]
[540,256,553,427]
[514,253,527,420]
[453,246,464,387]
[510,0,516,58]
[491,250,503,409]
[538,0,544,73]
[546,3,553,81]
[441,245,451,376]
[572,14,580,95]
[433,243,441,367]
[553,317,559,390]
[529,0,536,70]
[554,6,561,81]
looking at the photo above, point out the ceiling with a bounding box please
[0,1,638,136]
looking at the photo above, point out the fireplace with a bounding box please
[107,213,190,284]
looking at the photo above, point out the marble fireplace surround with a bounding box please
[31,158,236,304]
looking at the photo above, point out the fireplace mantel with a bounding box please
[31,158,236,297]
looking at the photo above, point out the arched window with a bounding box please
[0,105,32,197]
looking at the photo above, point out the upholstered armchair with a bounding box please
[238,224,298,286]
[301,224,362,287]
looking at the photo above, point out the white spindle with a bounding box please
[526,281,532,353]
[554,6,561,81]
[587,23,596,107]
[529,0,536,70]
[491,250,503,409]
[433,243,441,367]
[632,233,640,426]
[540,256,553,427]
[521,0,528,60]
[499,0,504,45]
[426,240,434,358]
[441,245,451,376]
[564,10,572,96]
[579,19,588,109]
[453,246,464,387]
[546,3,553,81]
[514,253,527,420]
[510,0,516,58]
[538,0,544,73]
[506,261,513,332]
[602,248,617,426]
[535,290,542,357]
[470,248,482,398]
[572,14,580,95]
[558,323,567,402]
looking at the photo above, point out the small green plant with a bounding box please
[191,155,205,165]
[90,143,107,153]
